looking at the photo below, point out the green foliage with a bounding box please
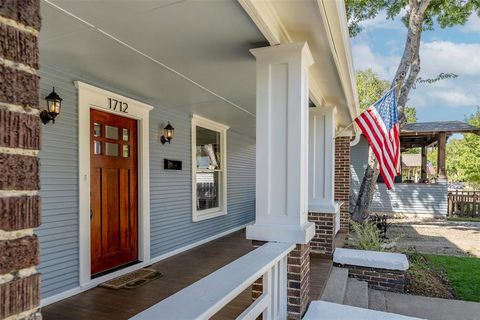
[415,72,458,86]
[356,69,390,112]
[404,147,420,154]
[356,69,417,121]
[426,255,480,302]
[345,0,480,38]
[447,216,480,222]
[436,109,480,188]
[350,220,384,251]
[404,106,417,123]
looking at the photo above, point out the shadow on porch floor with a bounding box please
[41,229,331,319]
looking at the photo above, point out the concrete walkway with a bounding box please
[371,290,480,320]
[388,221,480,257]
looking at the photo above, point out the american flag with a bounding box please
[355,88,401,190]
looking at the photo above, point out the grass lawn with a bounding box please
[425,255,480,302]
[447,216,480,222]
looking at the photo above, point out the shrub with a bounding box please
[349,220,383,251]
[369,213,392,239]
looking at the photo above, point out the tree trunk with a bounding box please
[349,0,430,222]
[350,149,380,222]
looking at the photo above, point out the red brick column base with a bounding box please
[335,136,351,233]
[252,241,311,320]
[308,212,335,256]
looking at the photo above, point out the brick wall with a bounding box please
[0,1,42,319]
[307,212,335,256]
[252,241,311,320]
[334,263,406,293]
[335,136,351,233]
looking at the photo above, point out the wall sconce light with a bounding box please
[40,87,62,124]
[160,122,174,144]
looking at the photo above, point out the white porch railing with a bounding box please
[130,242,295,320]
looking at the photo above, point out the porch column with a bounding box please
[0,2,42,319]
[335,135,351,233]
[421,146,427,181]
[308,106,340,256]
[437,132,447,181]
[247,42,315,320]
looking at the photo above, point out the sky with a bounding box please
[351,12,480,123]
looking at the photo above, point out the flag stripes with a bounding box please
[354,88,400,190]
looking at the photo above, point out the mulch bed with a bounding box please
[405,254,455,299]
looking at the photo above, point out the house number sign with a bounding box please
[108,97,128,113]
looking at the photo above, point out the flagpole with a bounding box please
[333,83,402,139]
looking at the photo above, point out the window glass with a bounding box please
[93,123,102,137]
[122,128,129,141]
[105,125,119,140]
[196,171,219,211]
[105,142,119,156]
[94,141,102,155]
[196,127,221,170]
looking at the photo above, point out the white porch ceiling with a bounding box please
[40,0,266,137]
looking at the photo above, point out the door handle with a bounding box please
[90,208,93,220]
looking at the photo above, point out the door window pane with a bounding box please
[122,128,129,141]
[105,125,119,140]
[93,123,102,137]
[94,141,102,155]
[196,127,221,170]
[123,145,129,158]
[105,142,119,156]
[196,171,219,210]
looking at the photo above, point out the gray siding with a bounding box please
[37,68,80,297]
[351,137,447,216]
[149,107,256,257]
[37,67,255,299]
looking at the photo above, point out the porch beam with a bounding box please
[246,42,315,244]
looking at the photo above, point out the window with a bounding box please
[192,115,228,221]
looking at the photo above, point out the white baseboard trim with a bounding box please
[40,222,251,307]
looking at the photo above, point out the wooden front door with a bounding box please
[90,109,138,275]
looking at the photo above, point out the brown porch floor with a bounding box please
[42,229,331,320]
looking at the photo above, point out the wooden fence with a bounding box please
[448,190,480,217]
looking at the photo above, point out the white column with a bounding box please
[308,106,340,213]
[246,42,315,244]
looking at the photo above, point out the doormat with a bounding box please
[100,268,163,290]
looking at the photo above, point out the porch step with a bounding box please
[343,278,368,308]
[304,301,424,320]
[320,267,348,304]
[369,289,387,312]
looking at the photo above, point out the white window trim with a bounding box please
[191,115,229,222]
[76,81,153,288]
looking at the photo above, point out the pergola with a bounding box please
[400,121,480,182]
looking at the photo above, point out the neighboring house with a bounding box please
[351,121,480,218]
[1,1,368,319]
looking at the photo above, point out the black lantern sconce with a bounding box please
[40,87,62,124]
[160,122,174,144]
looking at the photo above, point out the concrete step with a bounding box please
[320,267,349,304]
[304,301,424,320]
[343,278,369,308]
[369,289,387,312]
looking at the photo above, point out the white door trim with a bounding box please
[76,81,153,287]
